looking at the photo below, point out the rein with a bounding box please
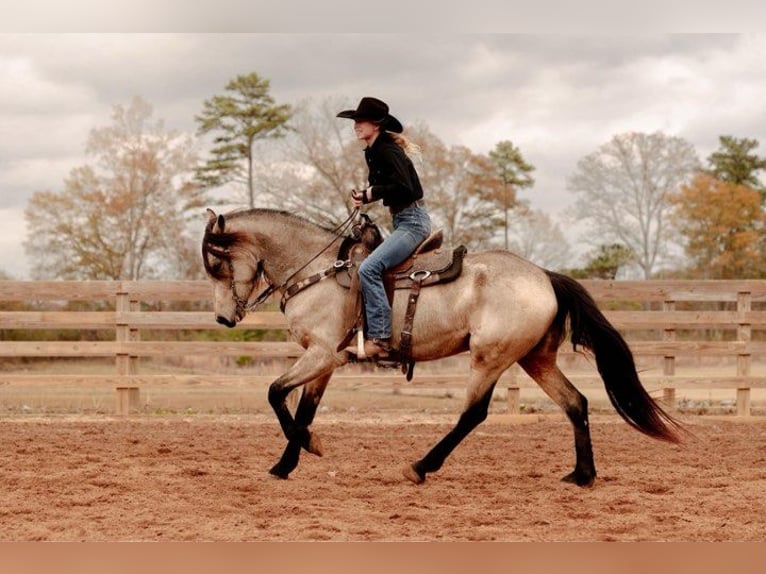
[233,209,360,314]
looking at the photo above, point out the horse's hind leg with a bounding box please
[403,364,500,485]
[518,337,596,487]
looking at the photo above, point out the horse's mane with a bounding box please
[222,208,337,233]
[201,208,338,280]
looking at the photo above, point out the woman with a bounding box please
[337,97,432,359]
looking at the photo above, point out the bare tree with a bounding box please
[257,97,379,228]
[24,97,201,280]
[255,98,506,248]
[410,124,504,249]
[507,209,572,271]
[567,131,699,278]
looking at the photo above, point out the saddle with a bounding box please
[335,221,467,380]
[335,229,463,290]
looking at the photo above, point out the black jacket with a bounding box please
[364,132,423,213]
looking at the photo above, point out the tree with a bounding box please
[706,135,766,200]
[507,209,572,271]
[670,174,766,279]
[260,106,507,248]
[559,243,635,279]
[412,124,504,249]
[584,244,635,279]
[24,97,202,280]
[488,140,535,249]
[195,73,293,208]
[259,97,373,228]
[567,131,699,279]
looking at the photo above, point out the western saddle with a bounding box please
[333,216,467,380]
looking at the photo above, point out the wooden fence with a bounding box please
[1,280,765,415]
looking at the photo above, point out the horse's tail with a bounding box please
[545,270,684,444]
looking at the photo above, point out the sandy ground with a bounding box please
[2,357,765,541]
[1,412,765,541]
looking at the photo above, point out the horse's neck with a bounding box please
[237,212,337,284]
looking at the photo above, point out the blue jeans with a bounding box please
[358,204,432,340]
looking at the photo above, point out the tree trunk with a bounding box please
[247,146,255,209]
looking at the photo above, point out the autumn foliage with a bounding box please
[670,174,766,278]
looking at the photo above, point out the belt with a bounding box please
[389,200,423,215]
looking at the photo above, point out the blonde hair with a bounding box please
[389,131,422,159]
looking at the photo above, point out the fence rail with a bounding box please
[1,280,765,415]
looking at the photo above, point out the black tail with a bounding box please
[546,271,684,444]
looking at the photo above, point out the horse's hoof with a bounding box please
[306,432,323,457]
[269,464,290,480]
[561,470,596,488]
[402,463,425,484]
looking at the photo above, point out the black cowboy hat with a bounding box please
[336,97,403,133]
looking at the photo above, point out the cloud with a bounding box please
[1,33,765,278]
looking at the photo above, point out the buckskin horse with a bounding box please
[202,207,683,487]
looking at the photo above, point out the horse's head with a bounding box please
[202,209,267,328]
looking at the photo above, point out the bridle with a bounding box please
[228,259,271,315]
[226,209,360,316]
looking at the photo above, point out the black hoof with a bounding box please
[305,432,323,457]
[561,470,596,487]
[269,464,290,480]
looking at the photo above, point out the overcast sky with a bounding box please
[2,32,765,278]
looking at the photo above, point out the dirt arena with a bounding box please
[1,409,765,541]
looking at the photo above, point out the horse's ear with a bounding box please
[205,209,226,234]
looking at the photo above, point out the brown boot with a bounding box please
[346,337,391,359]
[363,338,391,358]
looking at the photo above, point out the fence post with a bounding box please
[115,284,140,415]
[507,364,520,414]
[736,291,752,416]
[662,299,676,410]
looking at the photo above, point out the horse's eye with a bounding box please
[210,261,226,278]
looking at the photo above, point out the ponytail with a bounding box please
[389,132,422,159]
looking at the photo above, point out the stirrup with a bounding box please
[355,330,367,359]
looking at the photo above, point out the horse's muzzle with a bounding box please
[216,315,237,329]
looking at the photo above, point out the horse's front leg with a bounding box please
[267,373,331,480]
[267,348,338,479]
[293,373,332,457]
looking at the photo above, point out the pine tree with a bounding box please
[195,73,293,208]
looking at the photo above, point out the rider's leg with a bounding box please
[356,206,430,356]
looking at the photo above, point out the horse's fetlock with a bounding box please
[269,463,290,480]
[285,423,309,443]
[565,396,589,428]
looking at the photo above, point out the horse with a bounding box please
[201,207,684,487]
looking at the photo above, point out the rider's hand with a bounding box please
[350,188,365,208]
